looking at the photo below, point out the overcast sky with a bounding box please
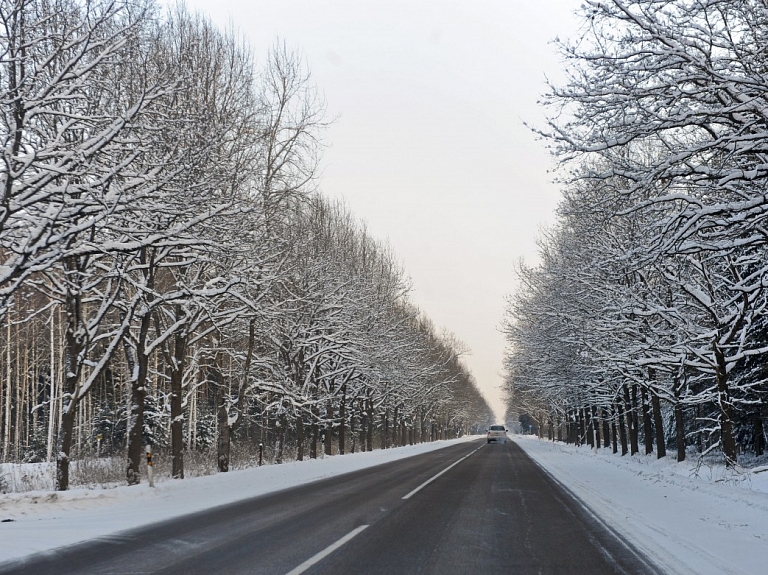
[176,0,582,421]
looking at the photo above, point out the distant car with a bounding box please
[487,425,507,444]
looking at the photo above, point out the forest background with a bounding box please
[0,0,493,492]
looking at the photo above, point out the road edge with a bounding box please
[514,439,667,575]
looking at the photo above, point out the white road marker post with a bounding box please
[146,444,155,487]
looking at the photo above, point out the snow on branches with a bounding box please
[507,0,768,466]
[0,0,492,489]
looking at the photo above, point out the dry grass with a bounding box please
[0,441,282,493]
[0,438,378,493]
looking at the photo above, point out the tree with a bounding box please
[527,0,768,467]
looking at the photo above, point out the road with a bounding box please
[0,439,661,575]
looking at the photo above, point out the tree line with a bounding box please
[0,0,493,490]
[504,0,768,467]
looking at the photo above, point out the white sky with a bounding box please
[176,0,583,421]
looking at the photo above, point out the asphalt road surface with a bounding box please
[1,439,662,575]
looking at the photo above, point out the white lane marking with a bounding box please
[285,525,369,575]
[401,445,484,500]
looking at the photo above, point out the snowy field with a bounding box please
[0,437,477,564]
[516,435,768,575]
[2,436,767,574]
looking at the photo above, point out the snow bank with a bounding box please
[515,436,768,575]
[0,437,476,564]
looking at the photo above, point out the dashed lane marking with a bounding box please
[285,525,369,575]
[401,445,484,500]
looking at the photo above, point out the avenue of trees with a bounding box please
[504,0,768,467]
[0,0,492,491]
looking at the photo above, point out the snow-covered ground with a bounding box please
[0,437,476,564]
[516,435,768,575]
[2,435,767,574]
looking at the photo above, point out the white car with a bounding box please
[486,425,507,444]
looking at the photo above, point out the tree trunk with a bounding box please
[276,412,286,464]
[359,400,366,452]
[651,390,666,458]
[383,409,389,449]
[216,381,231,473]
[296,411,305,461]
[675,402,686,462]
[56,399,77,491]
[631,408,640,454]
[310,403,318,459]
[714,344,737,466]
[754,416,764,457]
[366,398,373,451]
[169,329,186,479]
[56,287,85,491]
[616,401,628,456]
[625,385,639,455]
[209,354,236,474]
[124,310,152,485]
[695,404,703,453]
[641,386,653,455]
[125,349,148,484]
[591,405,600,449]
[126,250,156,484]
[220,317,257,470]
[325,399,333,456]
[338,383,346,455]
[602,408,611,448]
[392,405,399,447]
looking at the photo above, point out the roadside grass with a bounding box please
[0,438,372,493]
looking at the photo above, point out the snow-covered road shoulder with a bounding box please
[515,436,768,575]
[0,437,477,564]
